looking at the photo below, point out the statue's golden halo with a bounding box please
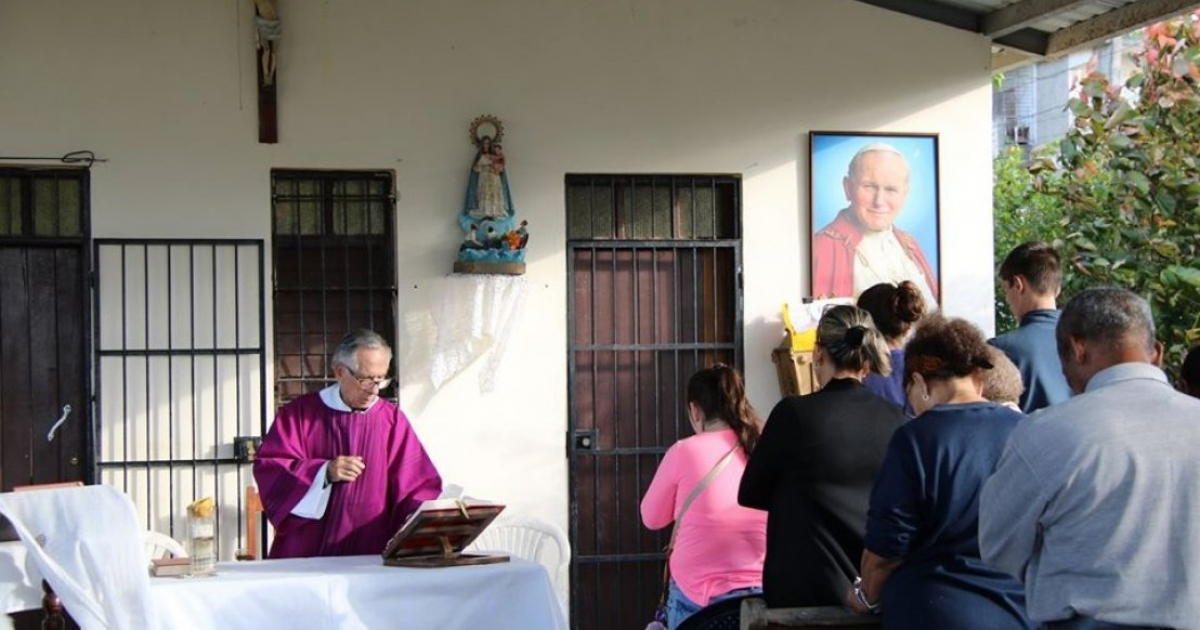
[469,115,505,148]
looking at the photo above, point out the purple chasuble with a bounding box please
[253,393,442,558]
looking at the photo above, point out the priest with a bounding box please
[253,329,442,558]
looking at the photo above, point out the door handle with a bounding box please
[46,404,73,442]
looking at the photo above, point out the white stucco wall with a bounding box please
[1,0,995,540]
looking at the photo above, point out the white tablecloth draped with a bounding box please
[0,541,41,614]
[0,486,157,629]
[150,555,567,630]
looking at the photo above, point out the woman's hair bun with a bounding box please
[844,325,866,347]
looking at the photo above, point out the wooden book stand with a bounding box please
[381,503,508,568]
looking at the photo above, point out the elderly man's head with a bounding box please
[843,143,911,233]
[1056,287,1161,394]
[331,329,393,409]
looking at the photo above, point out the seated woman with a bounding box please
[856,280,927,415]
[739,305,906,607]
[641,365,767,630]
[849,315,1033,629]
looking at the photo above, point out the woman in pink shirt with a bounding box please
[641,365,767,629]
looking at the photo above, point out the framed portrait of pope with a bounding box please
[809,131,941,306]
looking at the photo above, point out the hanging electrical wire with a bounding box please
[0,150,107,167]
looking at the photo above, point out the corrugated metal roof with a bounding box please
[849,0,1197,61]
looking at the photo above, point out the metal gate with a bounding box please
[93,239,267,560]
[566,175,742,629]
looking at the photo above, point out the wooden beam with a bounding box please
[983,0,1092,37]
[992,47,1040,72]
[994,28,1052,55]
[1046,0,1200,56]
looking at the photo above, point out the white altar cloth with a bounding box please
[150,555,567,630]
[0,541,40,614]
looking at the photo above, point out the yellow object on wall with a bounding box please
[781,303,817,352]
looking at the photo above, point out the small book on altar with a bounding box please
[381,491,507,568]
[150,556,192,577]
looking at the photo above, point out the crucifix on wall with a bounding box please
[254,0,281,144]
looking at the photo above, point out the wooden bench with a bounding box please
[739,598,881,630]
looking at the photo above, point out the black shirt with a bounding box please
[738,378,906,607]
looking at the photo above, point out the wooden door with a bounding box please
[0,245,89,490]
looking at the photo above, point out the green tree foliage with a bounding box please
[994,17,1200,375]
[992,145,1067,332]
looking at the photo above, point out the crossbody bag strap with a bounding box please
[673,445,739,532]
[657,444,740,609]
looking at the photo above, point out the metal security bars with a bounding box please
[93,239,267,560]
[566,175,743,630]
[270,170,397,406]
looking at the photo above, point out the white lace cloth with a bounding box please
[429,274,529,392]
[0,485,158,629]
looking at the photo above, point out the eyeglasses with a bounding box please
[349,370,391,391]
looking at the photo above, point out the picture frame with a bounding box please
[809,131,941,306]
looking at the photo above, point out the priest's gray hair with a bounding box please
[332,329,392,372]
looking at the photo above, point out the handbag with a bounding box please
[645,445,739,630]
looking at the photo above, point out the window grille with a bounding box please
[270,170,397,406]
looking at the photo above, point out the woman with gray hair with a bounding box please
[982,346,1024,411]
[739,305,907,607]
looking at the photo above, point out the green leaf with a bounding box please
[1128,171,1151,195]
[1152,240,1181,257]
[1170,265,1200,288]
[1156,191,1178,214]
[1062,138,1078,162]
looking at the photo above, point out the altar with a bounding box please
[155,554,565,629]
[6,551,565,629]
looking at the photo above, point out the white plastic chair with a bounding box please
[142,530,187,562]
[467,516,571,616]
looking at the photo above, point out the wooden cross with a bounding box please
[254,0,280,144]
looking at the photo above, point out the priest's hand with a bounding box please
[327,455,365,483]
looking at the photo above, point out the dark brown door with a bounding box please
[566,175,742,629]
[0,245,89,490]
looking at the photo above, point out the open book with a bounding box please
[381,492,507,567]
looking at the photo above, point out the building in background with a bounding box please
[994,32,1142,156]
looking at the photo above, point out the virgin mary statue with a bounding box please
[464,135,515,221]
